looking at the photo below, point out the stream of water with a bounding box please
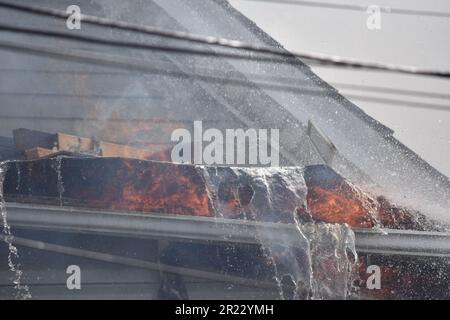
[203,165,359,299]
[0,162,32,300]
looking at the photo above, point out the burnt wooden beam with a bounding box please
[12,128,170,161]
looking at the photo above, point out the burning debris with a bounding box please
[0,128,448,300]
[9,128,171,161]
[1,156,441,232]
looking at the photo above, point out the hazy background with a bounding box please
[229,0,450,177]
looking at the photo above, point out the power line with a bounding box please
[233,0,450,18]
[0,1,449,78]
[3,90,448,112]
[2,67,450,101]
[0,39,449,112]
[343,94,450,112]
[0,23,293,65]
[0,40,317,94]
[331,83,450,100]
[4,90,450,122]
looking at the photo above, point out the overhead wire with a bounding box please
[2,67,450,101]
[0,39,449,112]
[0,1,450,78]
[232,0,450,18]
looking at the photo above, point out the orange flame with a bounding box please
[110,160,213,217]
[306,186,377,228]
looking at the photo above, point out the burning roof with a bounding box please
[1,157,448,299]
[2,157,444,232]
[1,0,449,225]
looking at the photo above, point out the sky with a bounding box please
[229,0,450,178]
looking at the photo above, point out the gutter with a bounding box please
[5,202,450,258]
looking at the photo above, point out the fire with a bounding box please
[2,159,446,300]
[306,185,377,228]
[301,165,428,230]
[116,172,212,216]
[3,157,429,230]
[110,160,213,217]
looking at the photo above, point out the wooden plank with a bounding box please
[99,141,170,161]
[13,128,171,161]
[56,132,96,154]
[24,147,55,160]
[13,128,56,150]
[23,148,95,160]
[14,129,96,154]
